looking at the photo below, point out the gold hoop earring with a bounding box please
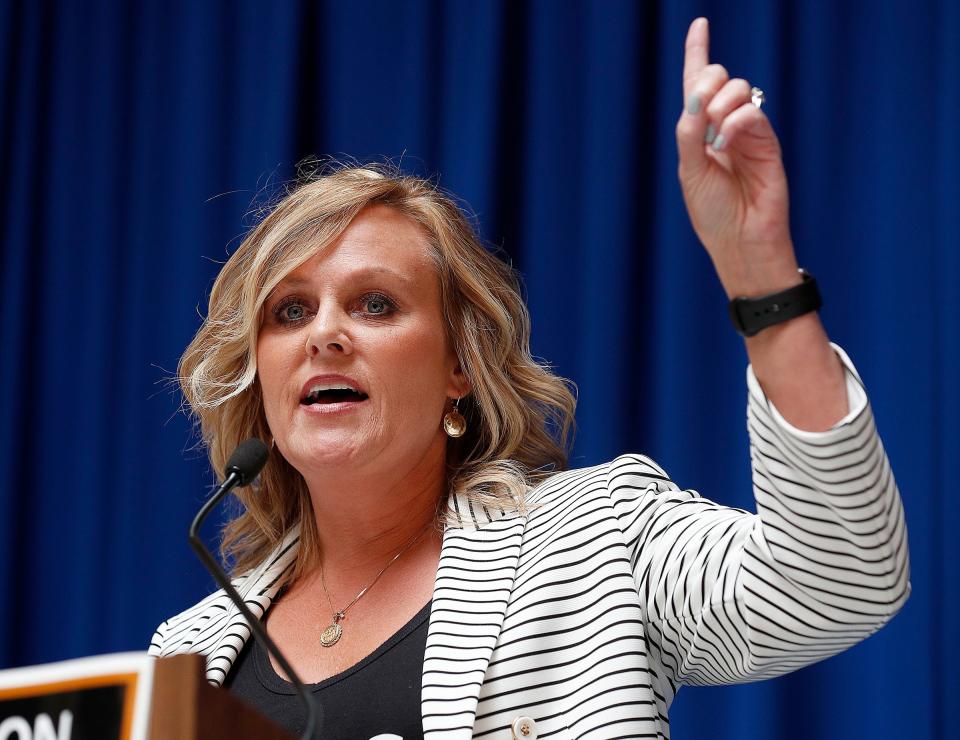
[442,397,467,438]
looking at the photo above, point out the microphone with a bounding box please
[224,438,271,486]
[189,438,321,740]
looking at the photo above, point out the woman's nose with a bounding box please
[304,306,353,357]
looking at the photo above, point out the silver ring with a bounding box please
[750,86,765,109]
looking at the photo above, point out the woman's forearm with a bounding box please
[743,311,848,432]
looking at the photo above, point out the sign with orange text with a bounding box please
[0,652,154,740]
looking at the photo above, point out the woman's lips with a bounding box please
[298,397,370,415]
[299,373,367,402]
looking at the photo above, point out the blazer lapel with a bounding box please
[201,529,300,685]
[421,495,526,738]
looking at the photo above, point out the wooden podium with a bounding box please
[0,651,298,739]
[150,654,295,740]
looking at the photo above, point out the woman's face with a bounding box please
[256,205,468,486]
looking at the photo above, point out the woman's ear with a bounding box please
[448,360,472,400]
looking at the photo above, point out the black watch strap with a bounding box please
[728,269,822,337]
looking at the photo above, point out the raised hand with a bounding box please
[675,18,848,430]
[676,17,800,299]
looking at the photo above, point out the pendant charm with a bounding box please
[320,622,342,647]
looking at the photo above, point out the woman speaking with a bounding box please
[149,18,909,740]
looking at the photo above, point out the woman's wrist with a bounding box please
[713,247,802,301]
[744,312,848,432]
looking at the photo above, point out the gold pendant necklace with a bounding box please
[319,613,345,648]
[319,523,431,648]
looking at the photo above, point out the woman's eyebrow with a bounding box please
[274,266,417,290]
[343,266,417,285]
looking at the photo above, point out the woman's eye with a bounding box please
[273,300,307,323]
[361,294,395,316]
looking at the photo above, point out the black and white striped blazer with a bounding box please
[150,348,910,739]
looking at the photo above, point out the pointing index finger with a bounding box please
[683,17,710,102]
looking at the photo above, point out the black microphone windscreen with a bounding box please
[225,438,270,485]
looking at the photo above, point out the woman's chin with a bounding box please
[280,437,375,475]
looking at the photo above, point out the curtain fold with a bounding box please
[1,1,953,737]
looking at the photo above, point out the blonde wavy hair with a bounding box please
[180,164,577,578]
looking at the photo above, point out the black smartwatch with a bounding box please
[728,269,822,337]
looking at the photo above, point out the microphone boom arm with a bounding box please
[188,471,321,740]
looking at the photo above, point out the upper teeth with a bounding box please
[308,383,358,394]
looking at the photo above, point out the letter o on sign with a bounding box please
[0,716,32,740]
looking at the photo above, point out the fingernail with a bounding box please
[712,133,725,151]
[704,123,716,144]
[685,94,701,115]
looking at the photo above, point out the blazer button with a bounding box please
[511,716,537,739]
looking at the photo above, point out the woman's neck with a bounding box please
[299,438,448,573]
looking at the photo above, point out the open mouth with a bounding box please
[300,385,369,406]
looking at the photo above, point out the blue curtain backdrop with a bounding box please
[1,1,956,738]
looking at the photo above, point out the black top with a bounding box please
[225,600,432,740]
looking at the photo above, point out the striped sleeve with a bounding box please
[147,620,167,656]
[145,532,299,685]
[610,345,910,689]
